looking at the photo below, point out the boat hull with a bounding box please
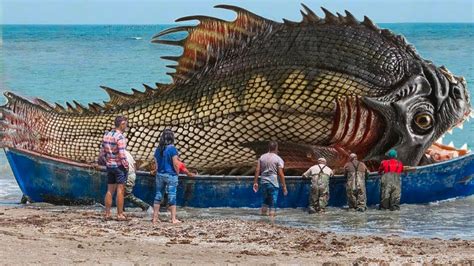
[5,148,474,207]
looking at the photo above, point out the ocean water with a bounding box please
[180,197,474,240]
[1,24,473,238]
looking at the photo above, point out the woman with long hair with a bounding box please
[152,128,181,224]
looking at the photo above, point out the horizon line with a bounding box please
[2,22,474,26]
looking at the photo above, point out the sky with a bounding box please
[1,0,473,24]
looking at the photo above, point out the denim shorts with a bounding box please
[261,182,279,209]
[107,166,127,184]
[154,173,178,206]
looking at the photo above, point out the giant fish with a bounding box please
[0,4,471,174]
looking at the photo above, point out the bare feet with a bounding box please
[117,214,128,221]
[171,219,182,224]
[104,214,112,221]
[152,217,160,224]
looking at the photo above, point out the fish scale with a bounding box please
[0,4,469,173]
[0,61,389,171]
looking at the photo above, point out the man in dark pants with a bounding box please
[302,157,333,213]
[378,149,405,211]
[344,153,370,211]
[99,116,129,220]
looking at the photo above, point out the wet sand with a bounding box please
[0,206,472,264]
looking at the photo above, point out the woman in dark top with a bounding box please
[152,129,181,224]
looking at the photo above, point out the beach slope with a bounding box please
[0,206,472,264]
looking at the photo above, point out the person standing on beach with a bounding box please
[378,149,404,211]
[344,153,369,212]
[100,116,129,220]
[253,141,288,217]
[124,150,151,211]
[302,158,333,213]
[152,129,181,224]
[151,159,196,209]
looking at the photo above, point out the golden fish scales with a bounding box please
[26,67,378,173]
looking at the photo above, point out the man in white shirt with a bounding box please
[302,158,333,213]
[124,150,151,211]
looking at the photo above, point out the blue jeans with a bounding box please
[154,173,178,206]
[261,182,278,209]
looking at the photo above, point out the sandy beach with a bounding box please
[0,206,472,264]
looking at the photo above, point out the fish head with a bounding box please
[362,61,471,165]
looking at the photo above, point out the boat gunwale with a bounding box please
[5,147,473,181]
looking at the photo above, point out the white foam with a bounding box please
[0,178,22,201]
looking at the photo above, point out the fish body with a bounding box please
[1,5,470,173]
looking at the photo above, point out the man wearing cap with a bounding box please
[99,115,129,220]
[344,153,370,211]
[378,149,404,211]
[302,158,334,213]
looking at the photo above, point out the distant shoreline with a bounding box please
[2,22,474,26]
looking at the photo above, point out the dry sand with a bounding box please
[0,206,472,265]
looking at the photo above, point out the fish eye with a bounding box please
[414,113,433,130]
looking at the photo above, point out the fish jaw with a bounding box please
[328,96,385,160]
[359,62,471,166]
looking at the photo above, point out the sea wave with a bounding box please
[0,178,21,202]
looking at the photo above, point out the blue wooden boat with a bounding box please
[4,147,474,207]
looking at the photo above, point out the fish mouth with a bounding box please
[403,115,471,166]
[360,101,472,168]
[364,121,471,169]
[333,95,472,168]
[425,113,472,164]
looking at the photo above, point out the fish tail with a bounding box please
[0,91,114,162]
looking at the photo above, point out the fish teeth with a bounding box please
[435,137,444,144]
[457,124,464,130]
[448,141,454,148]
[460,143,468,150]
[447,129,453,135]
[470,111,474,118]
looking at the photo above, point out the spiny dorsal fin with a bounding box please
[301,3,321,23]
[54,103,66,112]
[152,4,279,85]
[88,102,103,113]
[131,88,145,97]
[344,10,359,25]
[40,83,160,113]
[1,92,105,115]
[293,4,420,60]
[100,86,135,106]
[33,98,54,111]
[320,7,338,23]
[73,101,90,114]
[96,84,172,110]
[362,16,379,32]
[65,102,77,113]
[143,83,156,94]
